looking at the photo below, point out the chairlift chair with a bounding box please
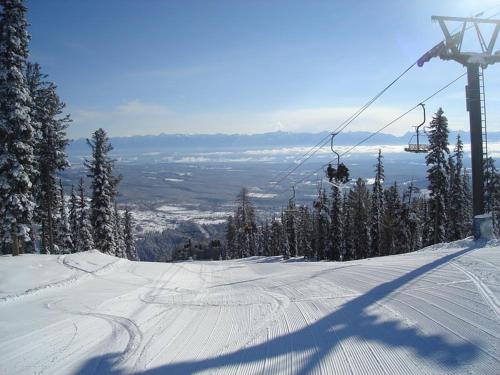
[404,103,430,153]
[325,133,350,184]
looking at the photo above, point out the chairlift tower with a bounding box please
[419,16,500,237]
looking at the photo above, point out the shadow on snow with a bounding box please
[75,246,481,375]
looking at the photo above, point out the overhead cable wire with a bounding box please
[271,62,417,187]
[270,4,499,192]
[279,72,467,195]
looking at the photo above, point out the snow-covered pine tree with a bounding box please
[448,134,469,240]
[26,62,71,254]
[328,185,343,261]
[281,208,291,260]
[262,220,271,256]
[420,197,433,248]
[342,192,353,261]
[463,168,473,229]
[69,185,79,253]
[269,217,282,256]
[55,180,73,253]
[283,198,298,257]
[395,199,411,254]
[312,188,328,260]
[123,207,138,260]
[233,188,256,258]
[369,149,384,257]
[255,224,264,256]
[85,128,118,255]
[484,157,500,235]
[402,181,422,252]
[0,0,36,256]
[297,205,313,259]
[113,202,126,258]
[425,108,450,244]
[224,215,237,259]
[77,177,94,252]
[380,182,402,255]
[346,178,370,259]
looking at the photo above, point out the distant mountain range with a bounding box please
[68,130,500,156]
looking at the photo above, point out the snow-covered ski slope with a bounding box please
[1,241,500,375]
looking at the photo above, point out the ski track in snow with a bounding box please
[1,239,500,374]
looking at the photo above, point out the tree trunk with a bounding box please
[12,228,19,256]
[47,198,54,254]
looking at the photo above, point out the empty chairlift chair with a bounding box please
[405,103,430,153]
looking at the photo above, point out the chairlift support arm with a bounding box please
[330,133,340,167]
[415,103,426,148]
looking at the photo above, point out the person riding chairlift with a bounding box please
[326,163,349,184]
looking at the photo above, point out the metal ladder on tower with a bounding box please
[479,67,488,163]
[479,66,494,216]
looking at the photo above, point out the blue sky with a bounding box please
[26,0,500,139]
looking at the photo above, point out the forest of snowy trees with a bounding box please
[3,1,499,264]
[0,0,137,259]
[209,108,500,262]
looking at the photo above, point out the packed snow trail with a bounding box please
[1,240,500,374]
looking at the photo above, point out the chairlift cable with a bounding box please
[278,72,466,195]
[267,5,498,198]
[272,61,417,187]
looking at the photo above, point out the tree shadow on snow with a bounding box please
[75,245,483,375]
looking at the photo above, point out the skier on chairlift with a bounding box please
[336,163,349,183]
[326,163,336,182]
[326,162,349,184]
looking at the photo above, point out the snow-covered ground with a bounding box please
[1,240,499,374]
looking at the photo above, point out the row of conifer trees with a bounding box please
[0,0,137,259]
[225,108,500,260]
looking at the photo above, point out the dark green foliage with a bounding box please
[0,0,35,255]
[425,108,450,244]
[85,128,119,255]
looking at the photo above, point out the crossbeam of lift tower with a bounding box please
[418,15,500,238]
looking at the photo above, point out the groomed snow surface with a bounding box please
[1,240,500,374]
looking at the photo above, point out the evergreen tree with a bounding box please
[312,188,328,260]
[77,178,94,252]
[123,207,138,260]
[55,180,73,253]
[281,209,291,259]
[283,197,298,257]
[395,200,411,254]
[224,215,237,259]
[85,128,118,255]
[346,178,370,259]
[425,108,450,244]
[0,0,35,255]
[113,203,126,258]
[255,224,264,256]
[26,62,70,254]
[269,217,282,256]
[297,206,313,259]
[69,185,79,252]
[448,135,469,240]
[369,149,384,257]
[463,169,473,232]
[380,183,402,255]
[342,193,353,261]
[233,188,256,258]
[261,220,271,256]
[421,197,433,248]
[328,185,343,261]
[484,157,500,235]
[403,182,422,252]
